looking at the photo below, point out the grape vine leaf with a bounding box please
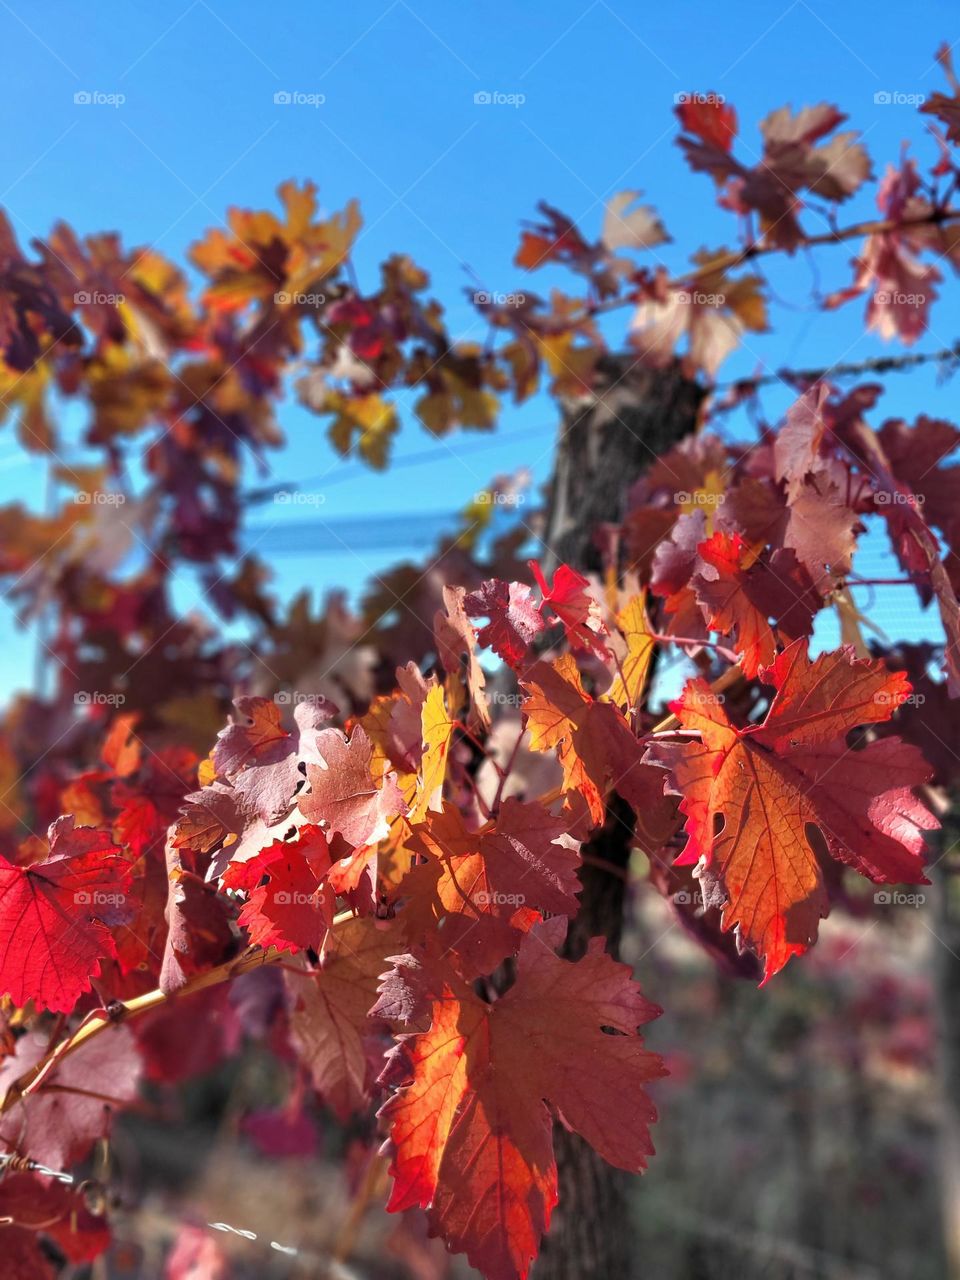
[434,583,492,732]
[0,817,132,1013]
[530,560,609,658]
[0,1024,142,1170]
[221,824,334,954]
[214,695,336,822]
[408,684,455,824]
[604,592,655,712]
[690,531,819,676]
[399,799,580,973]
[286,915,404,1119]
[464,577,546,668]
[0,1174,109,1276]
[521,654,676,841]
[379,933,665,1280]
[301,724,404,851]
[647,641,938,980]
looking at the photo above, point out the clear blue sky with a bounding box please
[0,0,958,694]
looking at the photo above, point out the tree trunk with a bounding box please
[533,356,704,1280]
[934,818,960,1279]
[538,356,705,576]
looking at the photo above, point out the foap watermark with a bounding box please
[474,890,526,907]
[672,889,705,907]
[874,489,925,506]
[686,689,726,707]
[473,290,526,307]
[274,890,330,906]
[874,91,926,106]
[274,290,326,308]
[475,490,525,507]
[274,90,325,107]
[675,490,725,506]
[75,691,126,707]
[473,90,526,108]
[490,691,523,707]
[273,490,326,506]
[874,889,926,908]
[875,290,929,308]
[74,90,125,108]
[75,290,125,306]
[74,491,126,506]
[676,290,725,307]
[873,689,926,709]
[75,890,126,907]
[274,690,330,708]
[674,91,725,106]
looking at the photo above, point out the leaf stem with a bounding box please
[0,908,357,1117]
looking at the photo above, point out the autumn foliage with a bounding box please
[3,46,960,1280]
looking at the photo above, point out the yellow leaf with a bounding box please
[326,391,399,469]
[410,684,454,824]
[605,594,655,712]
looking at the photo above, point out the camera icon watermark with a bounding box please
[675,290,726,307]
[74,691,126,707]
[674,91,726,106]
[688,689,726,707]
[675,490,725,506]
[273,90,325,107]
[873,489,924,506]
[274,290,326,307]
[273,490,326,506]
[473,90,526,108]
[873,689,925,708]
[75,890,127,907]
[874,290,928,308]
[274,690,329,707]
[873,91,926,106]
[874,889,926,907]
[75,290,125,306]
[475,490,525,507]
[74,491,126,506]
[472,290,526,307]
[274,889,330,906]
[74,90,125,108]
[672,889,705,906]
[490,691,523,707]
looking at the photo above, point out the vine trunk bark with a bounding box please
[934,816,960,1279]
[532,356,704,1280]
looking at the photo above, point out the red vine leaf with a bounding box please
[286,915,404,1119]
[690,531,819,676]
[221,824,334,954]
[301,724,404,851]
[0,1024,142,1170]
[400,800,580,974]
[465,578,545,669]
[0,818,132,1013]
[379,934,664,1280]
[530,561,609,658]
[521,654,675,841]
[648,641,938,980]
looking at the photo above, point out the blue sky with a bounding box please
[0,0,958,694]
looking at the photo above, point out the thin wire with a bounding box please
[714,339,960,392]
[244,339,960,505]
[0,1152,74,1184]
[242,420,556,505]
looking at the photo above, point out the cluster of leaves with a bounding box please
[1,369,958,1274]
[1,46,959,766]
[3,50,960,1280]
